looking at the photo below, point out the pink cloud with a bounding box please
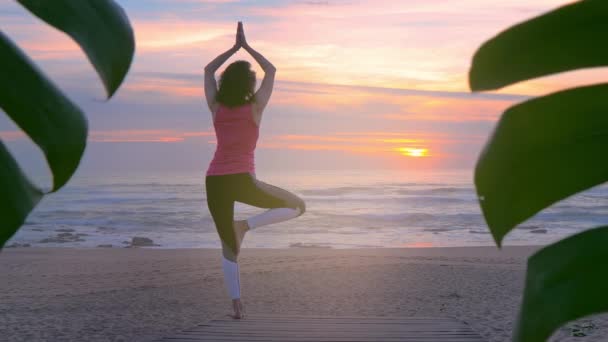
[3,0,604,96]
[133,19,232,51]
[89,130,214,143]
[272,81,517,122]
[123,77,203,98]
[256,131,485,164]
[0,130,215,143]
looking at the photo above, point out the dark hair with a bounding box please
[215,60,256,107]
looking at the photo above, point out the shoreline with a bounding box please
[1,244,541,250]
[2,246,606,341]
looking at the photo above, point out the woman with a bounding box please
[204,22,306,319]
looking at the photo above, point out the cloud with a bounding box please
[258,131,484,162]
[4,0,599,172]
[3,0,604,96]
[116,72,524,125]
[89,130,214,143]
[133,19,232,50]
[0,130,214,143]
[122,76,203,98]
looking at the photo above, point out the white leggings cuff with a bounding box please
[221,256,240,299]
[247,207,302,230]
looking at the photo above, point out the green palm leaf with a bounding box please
[469,0,608,91]
[0,0,134,248]
[475,83,608,246]
[469,0,608,340]
[515,226,608,342]
[0,32,88,192]
[0,142,43,246]
[17,0,135,97]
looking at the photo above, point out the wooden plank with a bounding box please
[180,327,480,334]
[163,338,484,342]
[178,332,479,337]
[187,325,472,333]
[224,316,458,321]
[157,314,485,342]
[207,318,458,323]
[187,327,473,333]
[193,322,465,328]
[199,321,463,326]
[171,334,483,340]
[180,330,482,335]
[247,314,455,320]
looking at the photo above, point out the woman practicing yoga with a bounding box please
[204,22,306,319]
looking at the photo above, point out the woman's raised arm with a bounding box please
[204,24,240,116]
[238,23,276,115]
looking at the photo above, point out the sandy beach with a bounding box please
[1,246,607,342]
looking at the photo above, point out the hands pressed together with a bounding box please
[233,21,249,50]
[204,20,274,76]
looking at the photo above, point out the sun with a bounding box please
[396,147,428,157]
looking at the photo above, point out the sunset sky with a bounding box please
[1,0,605,177]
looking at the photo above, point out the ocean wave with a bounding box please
[299,186,376,196]
[80,182,199,188]
[301,195,472,205]
[289,242,331,248]
[11,170,606,249]
[323,212,437,224]
[380,182,449,187]
[298,185,474,197]
[469,230,491,234]
[395,187,473,195]
[423,227,460,233]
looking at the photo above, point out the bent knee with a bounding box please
[293,197,306,215]
[281,191,306,216]
[221,241,238,261]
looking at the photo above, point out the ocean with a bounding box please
[8,169,608,249]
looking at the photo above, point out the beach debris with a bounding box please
[440,291,462,299]
[128,236,159,247]
[55,228,75,233]
[568,320,596,337]
[518,225,540,230]
[423,228,454,233]
[39,232,85,243]
[97,244,113,248]
[5,243,31,248]
[469,230,490,234]
[529,229,548,234]
[289,242,331,248]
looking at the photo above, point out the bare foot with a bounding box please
[230,299,245,319]
[233,220,249,254]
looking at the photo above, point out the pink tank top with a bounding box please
[206,103,259,176]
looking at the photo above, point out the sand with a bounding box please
[1,246,607,342]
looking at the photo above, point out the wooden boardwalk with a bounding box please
[157,314,485,341]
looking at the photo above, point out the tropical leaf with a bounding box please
[470,1,608,340]
[469,0,608,91]
[17,0,135,98]
[475,83,608,246]
[515,226,608,342]
[0,0,134,248]
[0,142,43,248]
[0,31,88,192]
[0,31,86,247]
